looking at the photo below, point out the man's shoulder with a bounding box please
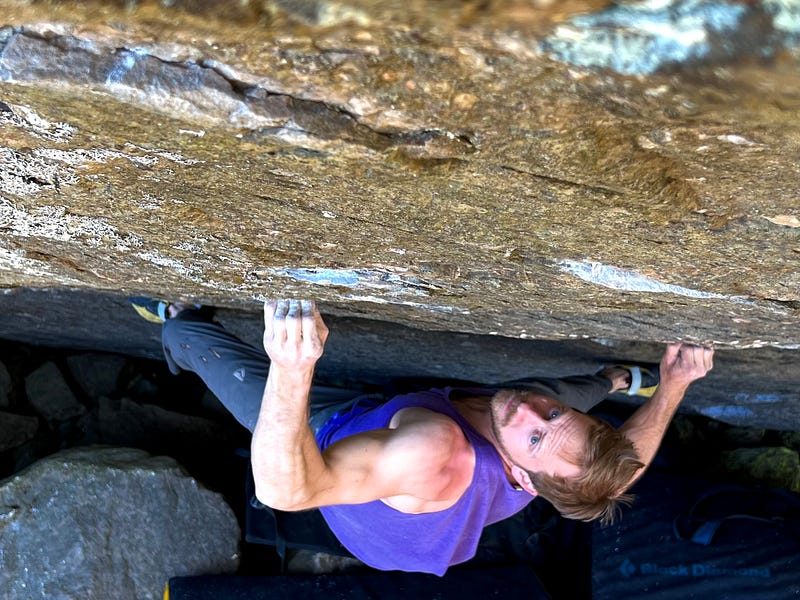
[388,405,464,437]
[383,407,474,476]
[379,407,476,512]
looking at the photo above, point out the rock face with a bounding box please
[0,446,240,600]
[0,0,796,351]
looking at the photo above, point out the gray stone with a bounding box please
[25,361,85,421]
[0,411,38,452]
[90,397,238,450]
[0,446,239,600]
[66,352,128,400]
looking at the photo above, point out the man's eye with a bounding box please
[549,409,560,420]
[530,434,540,446]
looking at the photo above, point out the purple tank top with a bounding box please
[315,387,532,575]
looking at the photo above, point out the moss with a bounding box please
[719,447,800,492]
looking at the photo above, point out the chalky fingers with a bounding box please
[285,299,302,345]
[300,300,316,344]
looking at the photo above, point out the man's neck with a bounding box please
[450,394,517,484]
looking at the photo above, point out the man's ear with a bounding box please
[510,465,537,497]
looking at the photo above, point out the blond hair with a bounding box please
[530,420,644,525]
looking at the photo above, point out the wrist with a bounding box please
[655,378,690,399]
[268,364,315,387]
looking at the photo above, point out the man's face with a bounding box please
[490,389,594,480]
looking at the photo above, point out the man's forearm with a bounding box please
[618,381,688,484]
[616,343,713,489]
[251,365,327,510]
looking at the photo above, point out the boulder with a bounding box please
[88,396,240,454]
[25,361,85,422]
[65,353,129,401]
[0,446,240,600]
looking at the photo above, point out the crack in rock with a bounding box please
[0,27,476,156]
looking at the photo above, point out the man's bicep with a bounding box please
[271,420,462,511]
[260,428,414,510]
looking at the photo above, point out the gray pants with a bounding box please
[162,310,367,433]
[161,310,613,434]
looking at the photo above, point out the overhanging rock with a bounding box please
[0,0,798,349]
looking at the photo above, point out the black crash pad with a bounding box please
[167,566,550,599]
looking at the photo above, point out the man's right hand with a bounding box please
[263,299,329,371]
[616,342,714,492]
[659,343,714,392]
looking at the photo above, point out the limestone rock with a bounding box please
[718,446,800,492]
[0,446,240,600]
[25,361,85,422]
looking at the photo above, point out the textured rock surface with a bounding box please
[0,446,240,600]
[25,361,85,422]
[0,0,797,350]
[719,446,800,492]
[66,352,129,401]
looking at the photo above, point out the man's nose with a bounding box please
[516,400,551,424]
